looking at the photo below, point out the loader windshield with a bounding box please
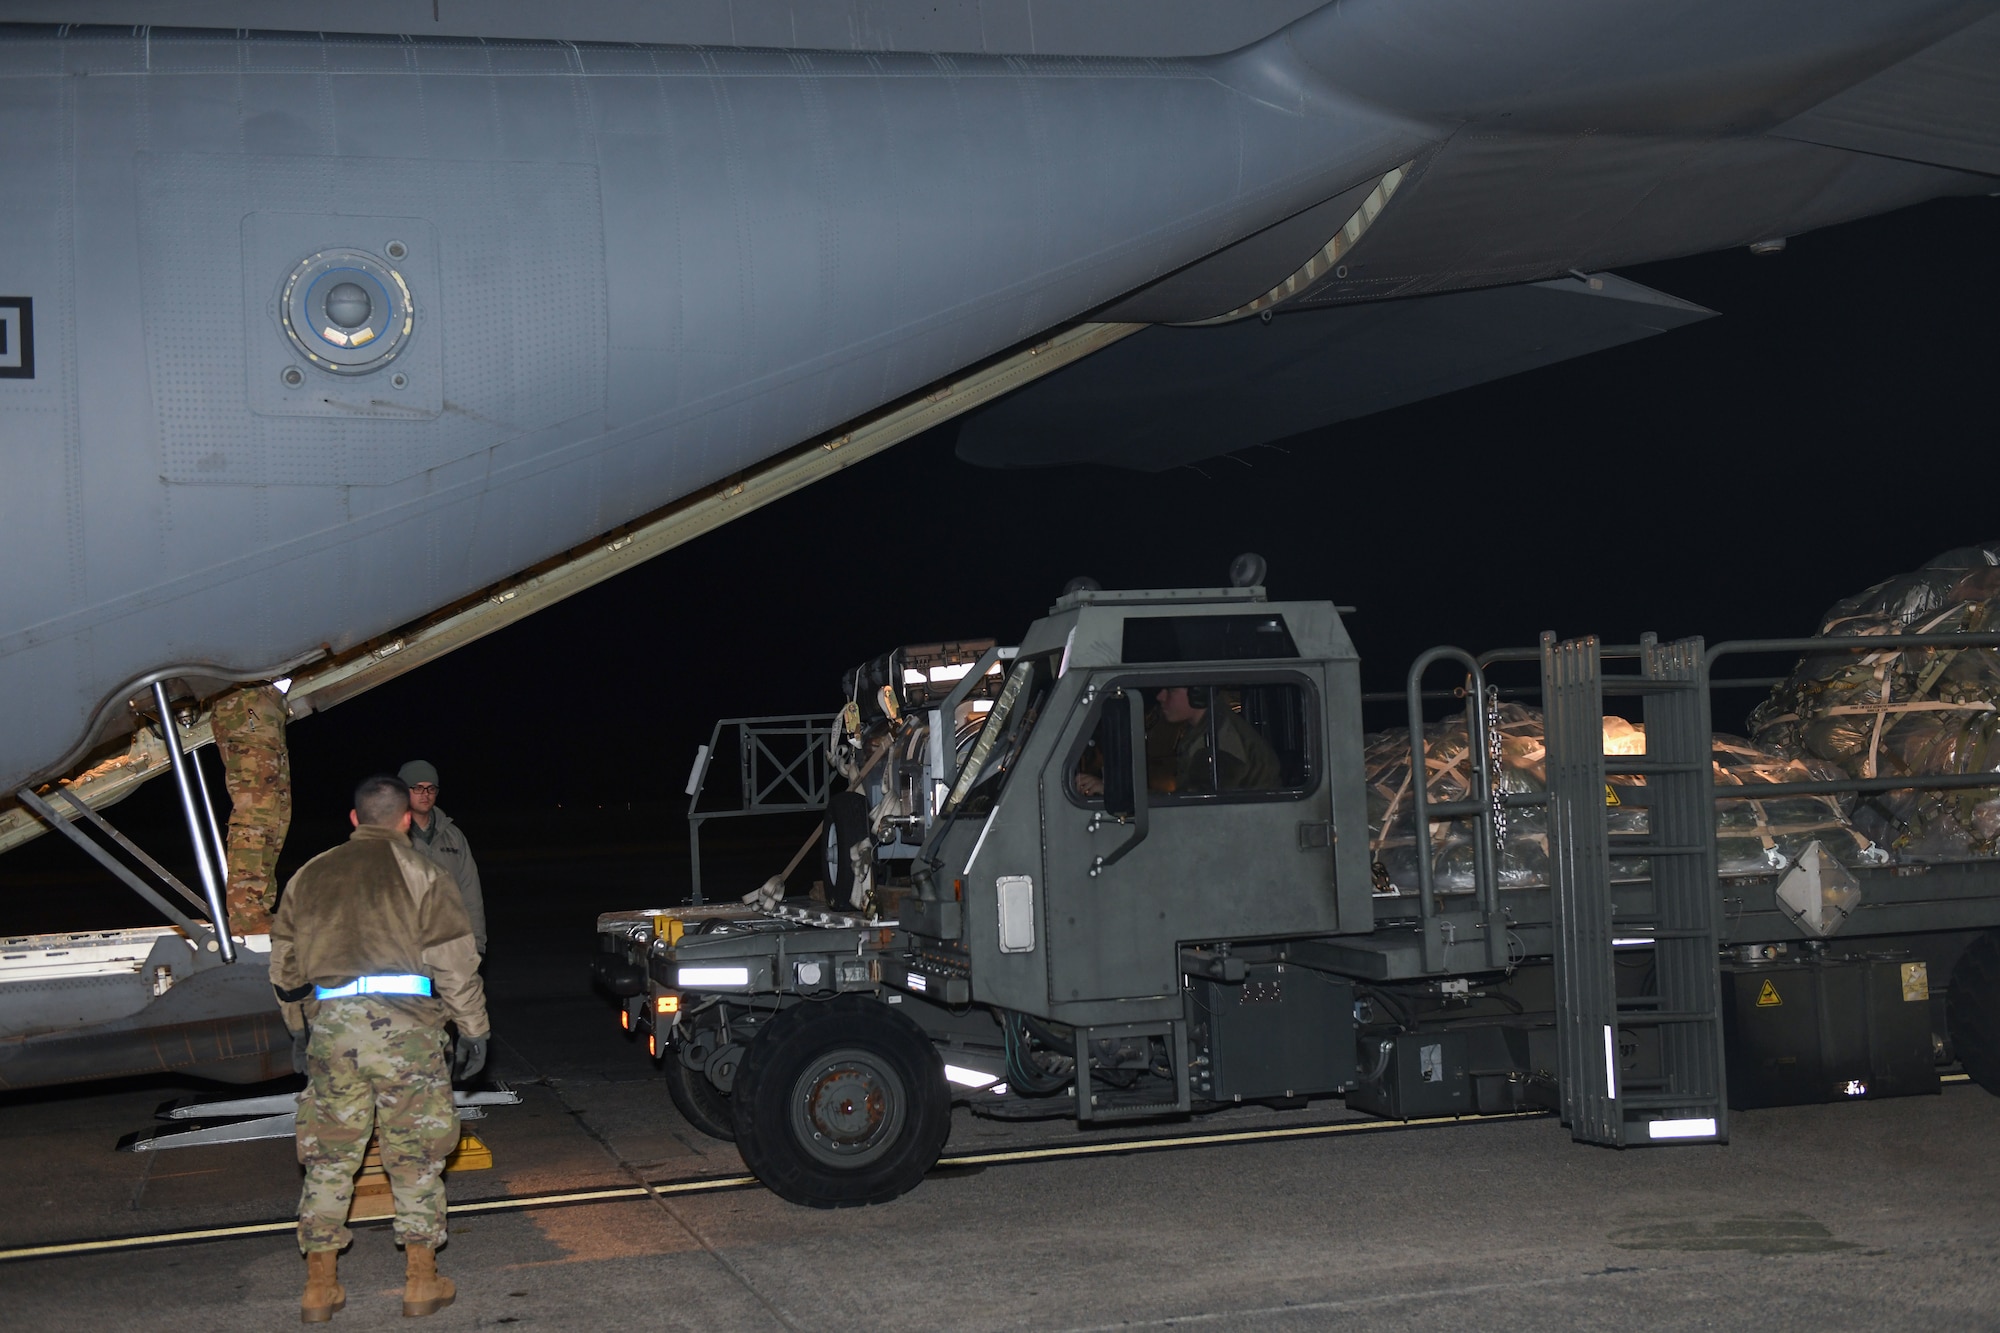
[944,654,1051,814]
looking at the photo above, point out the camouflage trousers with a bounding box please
[296,999,458,1253]
[211,684,290,935]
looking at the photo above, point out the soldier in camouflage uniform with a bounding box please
[210,682,291,935]
[270,774,490,1322]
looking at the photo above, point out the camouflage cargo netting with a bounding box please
[1749,541,2000,860]
[1365,702,1876,896]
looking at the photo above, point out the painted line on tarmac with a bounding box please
[0,1217,300,1262]
[934,1109,1545,1169]
[0,1112,1525,1262]
[3,1077,1975,1264]
[0,1178,763,1264]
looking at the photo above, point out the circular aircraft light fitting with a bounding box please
[323,282,372,330]
[281,365,305,387]
[279,248,414,374]
[385,239,408,261]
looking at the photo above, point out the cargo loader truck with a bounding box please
[594,569,2000,1206]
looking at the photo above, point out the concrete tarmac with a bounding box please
[4,834,1999,1330]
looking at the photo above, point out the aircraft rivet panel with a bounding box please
[234,207,448,437]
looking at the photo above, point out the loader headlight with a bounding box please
[677,966,750,988]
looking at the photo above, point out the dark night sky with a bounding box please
[6,192,1998,919]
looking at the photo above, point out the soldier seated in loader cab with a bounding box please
[1155,685,1280,793]
[1076,684,1282,796]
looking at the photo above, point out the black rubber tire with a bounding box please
[826,790,871,902]
[1948,928,2000,1096]
[731,994,950,1208]
[663,1043,736,1141]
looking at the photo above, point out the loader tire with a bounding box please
[732,994,949,1208]
[826,791,871,903]
[663,1044,736,1142]
[1948,928,2000,1097]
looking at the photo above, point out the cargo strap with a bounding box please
[315,973,433,1000]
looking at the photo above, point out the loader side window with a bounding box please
[1069,676,1316,806]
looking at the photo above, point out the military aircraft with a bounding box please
[0,0,1996,1087]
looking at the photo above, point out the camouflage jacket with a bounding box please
[270,823,489,1036]
[410,806,484,953]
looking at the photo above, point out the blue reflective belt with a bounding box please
[314,974,433,1000]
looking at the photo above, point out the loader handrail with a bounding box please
[1405,646,1544,971]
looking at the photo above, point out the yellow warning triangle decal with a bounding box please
[1756,979,1782,1007]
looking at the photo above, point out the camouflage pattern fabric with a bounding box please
[296,997,458,1253]
[1749,543,2000,858]
[211,683,290,935]
[1364,702,1874,894]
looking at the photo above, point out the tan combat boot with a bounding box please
[300,1249,345,1323]
[402,1242,456,1318]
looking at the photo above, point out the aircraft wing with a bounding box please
[955,275,1714,472]
[1774,11,2000,175]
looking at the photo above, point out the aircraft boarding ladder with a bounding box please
[1542,632,1728,1147]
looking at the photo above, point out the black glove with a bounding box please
[291,1028,311,1077]
[453,1034,489,1081]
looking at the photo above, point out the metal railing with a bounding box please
[684,714,839,903]
[1389,630,2000,967]
[1402,647,1550,971]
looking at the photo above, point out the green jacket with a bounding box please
[411,805,485,953]
[1174,706,1283,793]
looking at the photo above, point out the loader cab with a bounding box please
[956,586,1373,1026]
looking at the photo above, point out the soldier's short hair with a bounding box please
[354,774,411,826]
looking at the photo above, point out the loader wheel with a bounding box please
[1948,928,2000,1096]
[663,1044,736,1142]
[826,791,871,904]
[732,994,949,1208]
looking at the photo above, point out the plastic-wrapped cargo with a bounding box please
[1365,703,1875,895]
[1748,542,2000,859]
